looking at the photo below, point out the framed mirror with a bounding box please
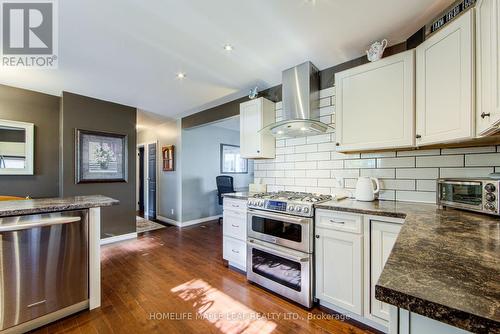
[0,120,34,175]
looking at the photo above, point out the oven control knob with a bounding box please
[296,207,302,213]
[288,205,294,211]
[486,193,496,202]
[259,201,264,207]
[303,207,310,214]
[485,183,496,193]
[485,202,496,211]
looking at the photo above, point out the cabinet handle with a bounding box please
[231,224,239,228]
[257,150,260,153]
[335,143,340,146]
[315,235,320,239]
[330,219,345,225]
[231,249,239,254]
[232,205,239,207]
[481,112,491,119]
[416,134,422,139]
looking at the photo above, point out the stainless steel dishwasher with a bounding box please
[0,210,88,331]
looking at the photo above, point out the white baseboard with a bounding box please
[100,232,138,245]
[157,214,222,228]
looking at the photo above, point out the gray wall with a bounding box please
[137,120,181,221]
[0,84,60,198]
[60,92,137,238]
[181,124,253,222]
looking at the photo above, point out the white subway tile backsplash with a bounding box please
[396,149,440,156]
[344,159,376,169]
[286,137,306,146]
[396,191,436,203]
[377,157,415,168]
[416,155,463,167]
[320,106,335,116]
[361,152,396,158]
[275,102,282,110]
[306,152,331,161]
[441,146,496,155]
[307,133,331,144]
[275,178,295,186]
[295,161,317,170]
[255,93,500,205]
[319,97,331,108]
[380,179,415,190]
[360,168,396,179]
[319,87,335,98]
[417,180,437,192]
[306,169,330,178]
[465,153,500,167]
[317,142,338,152]
[295,144,318,153]
[396,168,439,179]
[318,160,344,169]
[440,167,494,178]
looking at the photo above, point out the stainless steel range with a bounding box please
[246,191,332,308]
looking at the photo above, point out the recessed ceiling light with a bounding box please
[176,72,186,79]
[223,44,234,51]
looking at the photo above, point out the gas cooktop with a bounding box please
[248,191,332,217]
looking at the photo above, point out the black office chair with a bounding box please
[216,175,234,224]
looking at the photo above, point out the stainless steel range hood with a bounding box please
[261,61,333,139]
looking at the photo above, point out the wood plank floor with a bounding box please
[31,221,380,334]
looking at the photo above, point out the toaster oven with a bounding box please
[437,179,500,215]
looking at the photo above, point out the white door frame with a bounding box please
[136,141,159,219]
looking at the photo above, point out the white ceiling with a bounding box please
[0,0,453,120]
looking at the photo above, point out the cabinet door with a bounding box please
[222,209,246,241]
[240,99,262,158]
[476,0,500,136]
[316,228,363,315]
[335,50,415,151]
[416,10,474,145]
[370,220,401,321]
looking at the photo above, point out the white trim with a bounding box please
[89,207,101,310]
[0,119,34,175]
[319,300,388,333]
[157,214,222,228]
[100,232,138,245]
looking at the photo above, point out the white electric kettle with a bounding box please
[355,177,380,201]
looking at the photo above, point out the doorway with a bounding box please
[137,142,157,220]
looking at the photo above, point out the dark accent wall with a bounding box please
[60,92,137,238]
[182,40,411,129]
[0,84,60,198]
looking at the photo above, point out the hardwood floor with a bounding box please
[31,221,380,334]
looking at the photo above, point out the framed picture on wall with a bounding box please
[220,144,247,174]
[75,129,128,183]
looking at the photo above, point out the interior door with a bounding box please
[416,10,474,145]
[138,146,145,213]
[147,143,157,219]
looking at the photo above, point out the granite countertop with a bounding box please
[315,199,500,333]
[0,195,119,217]
[222,192,252,200]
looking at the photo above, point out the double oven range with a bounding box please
[246,191,331,308]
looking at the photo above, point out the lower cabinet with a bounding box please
[392,309,471,334]
[369,220,402,322]
[315,227,363,315]
[222,198,247,271]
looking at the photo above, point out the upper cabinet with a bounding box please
[476,0,500,136]
[335,50,415,152]
[416,10,475,145]
[240,97,276,159]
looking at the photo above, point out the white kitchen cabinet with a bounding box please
[240,97,276,159]
[334,50,415,152]
[476,0,500,136]
[222,197,247,271]
[315,227,363,315]
[416,10,475,145]
[369,220,402,322]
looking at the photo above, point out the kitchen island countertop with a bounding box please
[0,195,119,217]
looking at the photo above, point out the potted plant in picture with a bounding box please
[94,143,115,170]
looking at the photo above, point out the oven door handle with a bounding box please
[437,180,482,186]
[247,209,310,224]
[248,239,310,262]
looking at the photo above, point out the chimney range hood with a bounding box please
[260,61,333,139]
